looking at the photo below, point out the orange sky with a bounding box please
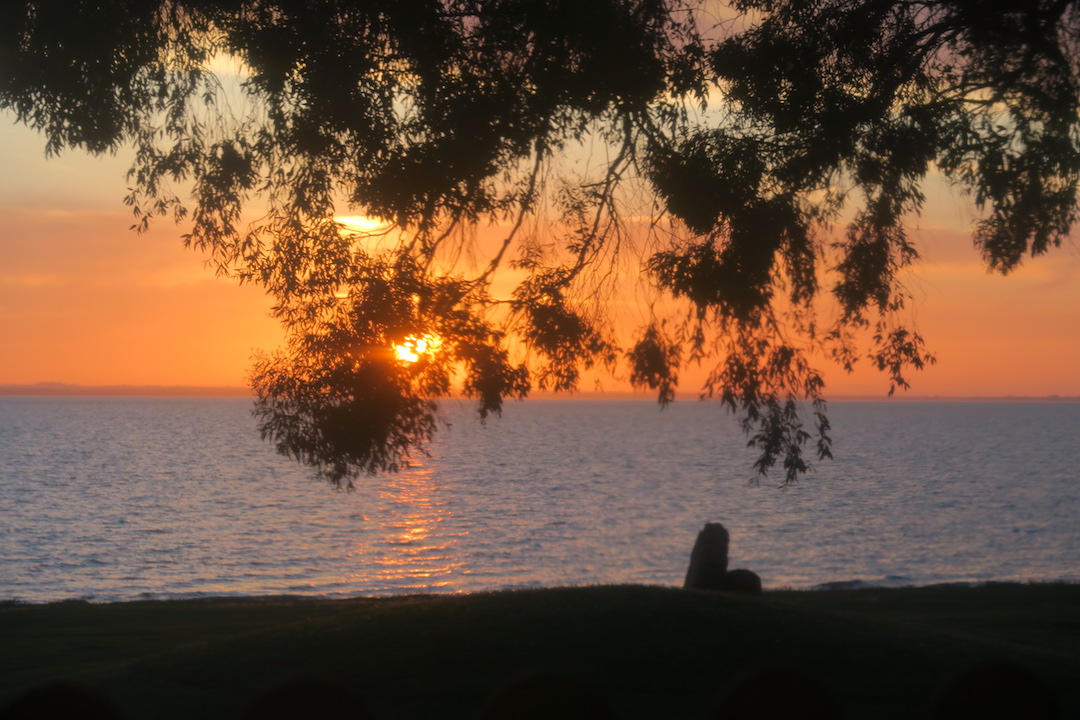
[2,115,1078,396]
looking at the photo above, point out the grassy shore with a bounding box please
[1,583,1077,719]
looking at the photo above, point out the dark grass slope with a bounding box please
[1,583,1077,719]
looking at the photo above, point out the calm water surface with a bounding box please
[1,397,1077,602]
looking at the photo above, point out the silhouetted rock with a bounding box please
[480,670,617,720]
[721,568,763,596]
[240,677,370,720]
[0,681,126,720]
[684,522,730,590]
[929,661,1058,719]
[708,666,844,719]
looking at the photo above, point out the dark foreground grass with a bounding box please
[1,583,1077,719]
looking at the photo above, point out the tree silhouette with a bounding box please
[3,0,1077,486]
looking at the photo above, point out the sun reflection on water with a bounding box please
[349,464,468,593]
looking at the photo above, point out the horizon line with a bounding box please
[1,381,1078,402]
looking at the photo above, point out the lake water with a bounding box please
[1,396,1077,603]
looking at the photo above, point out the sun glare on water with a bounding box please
[394,334,441,364]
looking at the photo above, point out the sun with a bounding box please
[394,334,442,364]
[335,215,388,232]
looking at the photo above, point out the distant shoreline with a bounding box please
[1,382,1077,401]
[0,382,252,397]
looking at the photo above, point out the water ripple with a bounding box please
[0,397,1078,602]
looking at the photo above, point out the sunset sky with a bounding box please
[2,114,1078,397]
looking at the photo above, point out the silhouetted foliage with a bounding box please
[3,0,1077,486]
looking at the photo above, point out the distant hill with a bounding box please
[0,382,252,397]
